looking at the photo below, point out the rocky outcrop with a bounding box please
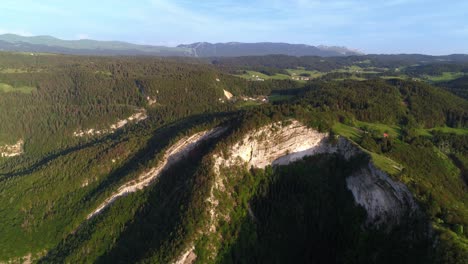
[213,121,358,171]
[223,89,233,100]
[212,120,418,226]
[74,109,147,137]
[173,246,196,264]
[87,127,226,219]
[173,120,420,263]
[0,139,24,157]
[346,163,419,226]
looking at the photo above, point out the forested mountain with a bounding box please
[0,52,467,263]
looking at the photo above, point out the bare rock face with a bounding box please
[223,89,233,100]
[346,163,419,227]
[0,139,24,157]
[213,120,419,226]
[214,121,358,171]
[74,109,147,137]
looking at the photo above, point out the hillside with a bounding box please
[0,52,466,263]
[438,76,468,100]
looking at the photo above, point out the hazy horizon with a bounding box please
[1,0,467,55]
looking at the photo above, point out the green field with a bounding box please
[0,83,36,94]
[380,75,409,80]
[335,120,468,140]
[333,65,381,74]
[331,123,402,175]
[425,72,465,82]
[426,126,468,135]
[236,68,324,82]
[355,121,401,137]
[332,123,362,141]
[237,70,290,80]
[285,68,324,79]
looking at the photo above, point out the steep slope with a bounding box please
[439,75,468,100]
[189,120,426,263]
[211,121,419,224]
[87,127,226,219]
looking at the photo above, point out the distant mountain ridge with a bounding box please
[0,34,194,56]
[0,34,362,57]
[178,42,363,57]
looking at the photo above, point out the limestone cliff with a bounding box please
[212,120,418,226]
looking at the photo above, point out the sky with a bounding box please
[0,0,467,55]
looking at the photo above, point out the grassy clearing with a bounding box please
[237,70,290,81]
[414,127,468,137]
[0,83,36,94]
[428,127,468,135]
[285,68,324,79]
[333,65,381,74]
[380,75,409,80]
[355,121,400,137]
[414,129,432,137]
[336,120,468,139]
[333,121,400,141]
[332,123,362,141]
[368,151,402,175]
[425,72,465,82]
[332,123,402,175]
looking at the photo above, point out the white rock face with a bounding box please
[74,109,147,137]
[0,139,24,157]
[212,120,417,226]
[223,89,233,100]
[346,163,419,226]
[87,127,226,219]
[213,121,357,172]
[173,246,196,264]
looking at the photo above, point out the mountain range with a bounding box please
[0,34,362,57]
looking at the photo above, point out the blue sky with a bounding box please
[0,0,467,54]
